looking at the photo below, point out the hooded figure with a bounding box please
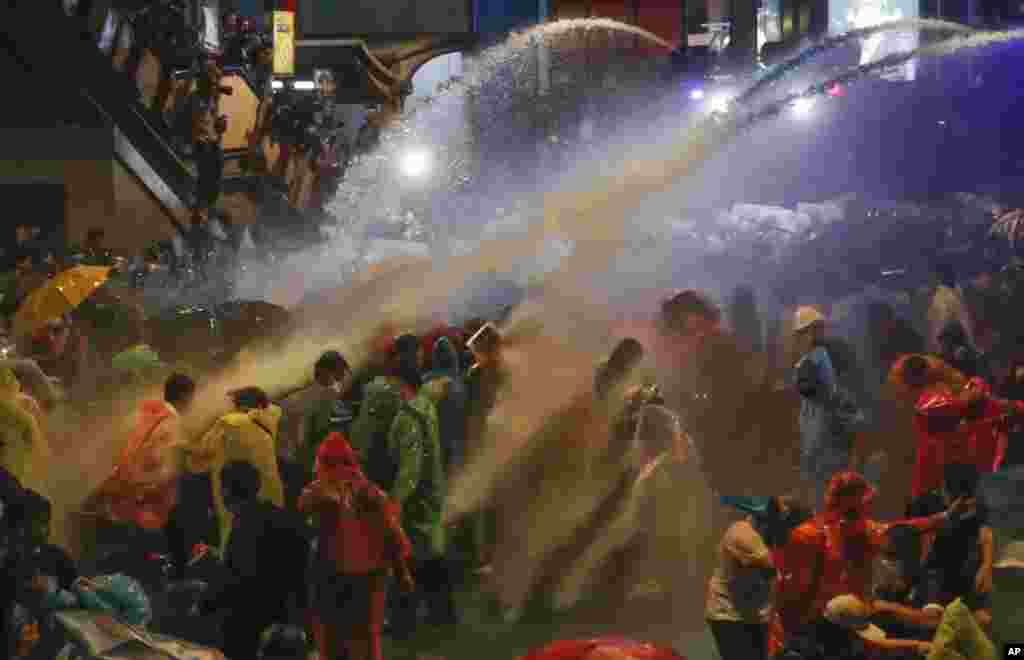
[299,433,413,660]
[187,388,285,552]
[423,337,468,472]
[0,368,47,497]
[349,377,406,491]
[391,333,423,395]
[388,379,456,636]
[388,379,447,561]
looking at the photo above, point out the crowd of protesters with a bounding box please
[1,251,1024,660]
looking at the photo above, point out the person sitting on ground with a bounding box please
[819,594,933,657]
[922,463,994,609]
[187,386,286,553]
[201,461,311,660]
[871,525,946,639]
[770,471,974,656]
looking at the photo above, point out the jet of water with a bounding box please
[741,18,977,107]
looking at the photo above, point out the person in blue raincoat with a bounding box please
[792,306,865,510]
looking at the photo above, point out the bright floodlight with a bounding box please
[293,80,316,91]
[708,93,732,114]
[400,149,432,179]
[689,88,705,101]
[792,96,815,119]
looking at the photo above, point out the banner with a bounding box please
[272,10,295,77]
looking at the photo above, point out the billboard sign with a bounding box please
[273,10,296,76]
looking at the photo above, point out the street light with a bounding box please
[792,96,815,119]
[399,148,433,180]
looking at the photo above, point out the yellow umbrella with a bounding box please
[13,266,112,338]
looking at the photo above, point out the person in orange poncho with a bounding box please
[769,471,973,656]
[89,373,196,572]
[299,432,414,660]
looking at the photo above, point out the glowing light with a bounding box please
[293,80,316,90]
[708,93,732,114]
[792,96,815,118]
[689,88,705,101]
[399,149,432,179]
[271,80,283,89]
[827,83,845,97]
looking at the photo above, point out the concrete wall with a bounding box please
[0,128,116,250]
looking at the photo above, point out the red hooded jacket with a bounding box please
[304,432,410,575]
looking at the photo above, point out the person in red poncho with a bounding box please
[769,471,973,656]
[298,432,414,660]
[897,356,1019,498]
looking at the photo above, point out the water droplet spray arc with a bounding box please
[50,17,1024,642]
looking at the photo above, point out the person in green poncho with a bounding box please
[387,377,454,636]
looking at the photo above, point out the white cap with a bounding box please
[794,306,827,333]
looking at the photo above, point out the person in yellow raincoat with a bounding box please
[0,367,49,497]
[187,386,285,551]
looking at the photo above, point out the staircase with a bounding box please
[0,1,307,234]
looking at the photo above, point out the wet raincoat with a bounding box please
[187,404,285,550]
[795,346,864,507]
[349,377,406,490]
[103,400,185,530]
[420,325,466,373]
[959,378,1021,475]
[388,380,447,560]
[301,433,411,660]
[306,432,411,575]
[423,337,468,471]
[0,368,48,496]
[769,472,951,656]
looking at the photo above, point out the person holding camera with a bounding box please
[189,58,230,210]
